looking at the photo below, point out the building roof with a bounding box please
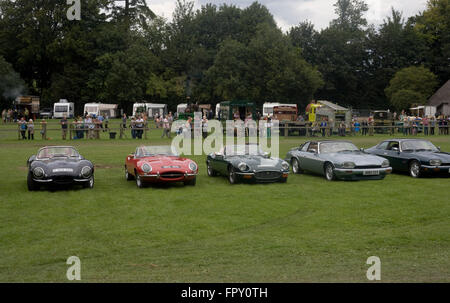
[317,100,349,111]
[429,80,450,106]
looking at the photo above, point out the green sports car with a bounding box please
[206,144,290,184]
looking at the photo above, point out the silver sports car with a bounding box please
[284,140,392,181]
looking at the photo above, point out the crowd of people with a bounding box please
[7,106,450,141]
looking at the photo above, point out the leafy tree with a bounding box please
[385,66,438,110]
[414,0,450,84]
[390,89,425,111]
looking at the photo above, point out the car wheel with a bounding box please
[228,167,237,184]
[84,177,94,189]
[291,158,303,174]
[184,177,196,186]
[27,172,39,191]
[125,166,134,180]
[136,174,144,188]
[409,160,421,178]
[324,163,336,181]
[207,162,217,176]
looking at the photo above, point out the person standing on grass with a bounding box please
[40,119,47,140]
[202,115,208,139]
[2,109,6,124]
[18,117,27,139]
[61,114,68,140]
[27,119,34,140]
[122,113,127,129]
[423,116,429,135]
[161,115,171,138]
[104,114,109,132]
[135,115,144,139]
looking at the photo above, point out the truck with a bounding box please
[53,99,74,118]
[84,103,118,118]
[273,105,306,136]
[372,110,393,134]
[13,96,40,120]
[262,102,295,117]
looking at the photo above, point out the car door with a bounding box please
[301,142,319,172]
[210,148,228,174]
[384,141,403,170]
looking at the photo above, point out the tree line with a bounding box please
[0,0,449,114]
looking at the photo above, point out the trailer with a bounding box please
[133,103,167,118]
[84,103,118,118]
[53,99,74,118]
[409,105,436,118]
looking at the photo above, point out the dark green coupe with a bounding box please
[365,138,450,178]
[206,144,290,184]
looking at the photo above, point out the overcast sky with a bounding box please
[148,0,428,32]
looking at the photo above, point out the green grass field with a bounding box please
[0,120,449,282]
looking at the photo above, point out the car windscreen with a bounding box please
[37,147,79,159]
[225,145,264,156]
[140,146,178,156]
[401,140,438,152]
[320,142,358,153]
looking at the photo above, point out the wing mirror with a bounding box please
[263,152,270,158]
[392,147,399,152]
[214,152,223,158]
[437,146,441,151]
[360,147,365,152]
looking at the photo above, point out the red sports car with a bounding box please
[125,145,198,187]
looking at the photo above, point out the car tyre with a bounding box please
[125,166,134,180]
[291,158,303,174]
[136,174,144,188]
[184,177,196,186]
[207,162,217,177]
[409,160,421,178]
[27,172,39,191]
[324,163,336,181]
[228,167,237,184]
[83,177,94,189]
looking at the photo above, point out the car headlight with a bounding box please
[281,161,290,171]
[342,162,356,169]
[33,167,44,178]
[382,160,390,168]
[189,162,197,171]
[81,166,92,178]
[430,159,442,166]
[141,163,152,173]
[238,162,249,171]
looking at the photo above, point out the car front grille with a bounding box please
[255,171,282,180]
[355,165,382,169]
[52,176,74,184]
[161,172,184,179]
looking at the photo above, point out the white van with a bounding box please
[53,99,74,118]
[84,103,118,118]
